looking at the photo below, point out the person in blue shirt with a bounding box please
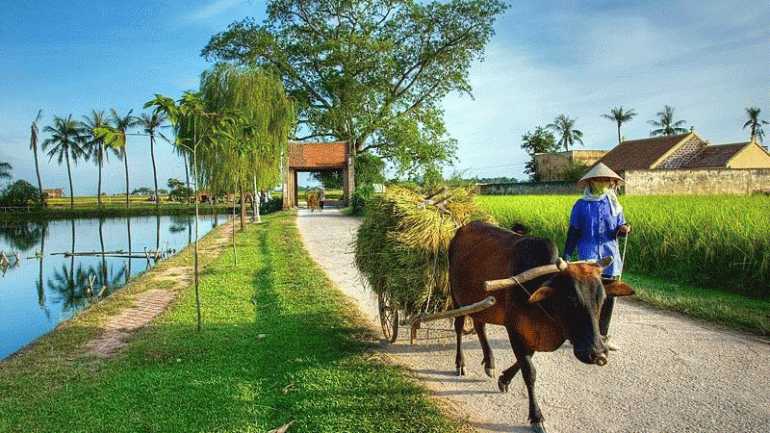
[563,163,631,350]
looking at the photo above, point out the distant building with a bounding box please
[43,188,64,198]
[597,132,770,174]
[597,132,770,195]
[534,150,607,181]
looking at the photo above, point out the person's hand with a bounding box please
[617,224,631,237]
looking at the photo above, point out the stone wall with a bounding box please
[479,181,579,195]
[534,150,607,181]
[624,168,770,195]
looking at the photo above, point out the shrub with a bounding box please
[0,180,41,207]
[350,185,374,215]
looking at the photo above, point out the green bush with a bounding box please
[0,180,41,207]
[351,185,374,215]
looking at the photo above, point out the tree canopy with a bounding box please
[520,126,558,181]
[202,0,506,181]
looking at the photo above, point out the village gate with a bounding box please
[282,141,353,209]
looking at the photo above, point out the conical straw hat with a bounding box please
[577,162,624,187]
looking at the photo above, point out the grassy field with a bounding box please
[45,194,170,207]
[0,212,459,433]
[477,194,770,335]
[477,195,770,297]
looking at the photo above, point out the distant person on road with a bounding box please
[563,163,631,351]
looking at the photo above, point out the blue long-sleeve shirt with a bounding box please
[564,196,626,278]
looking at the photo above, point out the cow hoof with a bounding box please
[497,377,509,393]
[531,422,548,433]
[484,367,495,378]
[456,367,466,376]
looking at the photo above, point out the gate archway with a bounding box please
[283,141,353,209]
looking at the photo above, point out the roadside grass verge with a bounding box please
[624,273,770,335]
[0,212,459,433]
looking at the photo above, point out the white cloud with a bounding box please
[442,0,770,180]
[184,0,244,22]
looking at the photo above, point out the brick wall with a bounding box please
[479,181,579,195]
[287,141,347,169]
[624,168,770,195]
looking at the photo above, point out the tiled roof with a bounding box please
[598,133,691,172]
[288,141,348,169]
[682,142,748,168]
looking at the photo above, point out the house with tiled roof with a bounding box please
[594,132,770,195]
[598,132,770,174]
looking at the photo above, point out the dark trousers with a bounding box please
[600,278,617,336]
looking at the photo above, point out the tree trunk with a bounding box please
[123,147,130,208]
[231,197,238,265]
[33,144,43,203]
[239,184,246,231]
[65,151,74,209]
[192,146,201,331]
[617,123,622,145]
[183,152,191,203]
[97,148,103,207]
[150,135,159,210]
[126,216,132,284]
[252,174,260,223]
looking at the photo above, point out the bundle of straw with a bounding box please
[355,185,493,316]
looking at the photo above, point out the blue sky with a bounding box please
[1,0,768,193]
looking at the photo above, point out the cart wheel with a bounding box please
[378,292,399,343]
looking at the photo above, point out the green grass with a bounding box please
[477,194,770,297]
[477,194,770,335]
[0,212,459,433]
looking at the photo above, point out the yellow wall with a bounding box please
[728,143,770,169]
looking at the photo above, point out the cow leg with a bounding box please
[454,316,466,376]
[497,362,519,393]
[473,319,495,378]
[506,326,547,432]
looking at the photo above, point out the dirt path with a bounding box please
[296,209,770,433]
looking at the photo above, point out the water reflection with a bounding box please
[0,213,224,360]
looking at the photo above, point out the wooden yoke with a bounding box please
[484,259,568,292]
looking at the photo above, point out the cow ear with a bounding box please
[605,281,635,297]
[528,286,555,303]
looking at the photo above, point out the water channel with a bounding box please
[0,213,225,359]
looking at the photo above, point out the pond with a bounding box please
[0,213,226,360]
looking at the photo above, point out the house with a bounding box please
[597,132,770,174]
[596,132,770,195]
[534,150,607,181]
[42,188,64,198]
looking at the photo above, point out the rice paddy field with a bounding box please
[477,195,770,298]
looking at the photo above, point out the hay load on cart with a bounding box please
[355,185,494,343]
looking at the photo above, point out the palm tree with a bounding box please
[0,162,12,182]
[81,110,109,207]
[108,109,138,207]
[42,115,85,208]
[145,95,191,201]
[30,110,44,200]
[743,107,768,143]
[601,106,637,145]
[648,105,689,136]
[547,114,584,151]
[138,111,168,209]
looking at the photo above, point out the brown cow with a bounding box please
[449,221,634,433]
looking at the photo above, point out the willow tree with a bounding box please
[199,63,294,230]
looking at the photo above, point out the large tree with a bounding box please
[648,105,688,136]
[202,0,506,186]
[81,110,109,207]
[520,126,558,181]
[743,107,768,143]
[43,115,85,209]
[601,106,637,145]
[103,109,139,207]
[547,114,584,152]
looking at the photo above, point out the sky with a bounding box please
[0,0,768,194]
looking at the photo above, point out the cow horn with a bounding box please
[484,261,565,292]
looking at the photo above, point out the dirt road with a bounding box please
[296,209,770,433]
